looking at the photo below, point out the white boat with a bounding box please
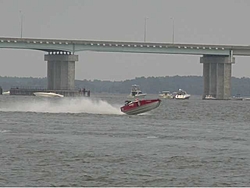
[174,89,190,100]
[159,91,174,99]
[231,94,243,101]
[204,95,216,100]
[127,84,147,99]
[33,92,64,98]
[2,91,10,95]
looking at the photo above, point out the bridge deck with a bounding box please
[1,37,250,56]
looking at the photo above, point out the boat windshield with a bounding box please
[131,91,137,96]
[177,89,187,95]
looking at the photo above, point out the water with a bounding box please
[0,94,250,186]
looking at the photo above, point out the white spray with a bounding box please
[0,97,123,115]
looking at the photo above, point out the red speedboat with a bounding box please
[121,99,161,115]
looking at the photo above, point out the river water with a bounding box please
[0,94,250,186]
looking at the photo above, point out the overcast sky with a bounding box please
[1,0,250,81]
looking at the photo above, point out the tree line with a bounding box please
[1,75,250,96]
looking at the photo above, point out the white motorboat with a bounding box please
[2,91,10,95]
[174,89,190,100]
[159,91,174,99]
[204,95,216,100]
[231,94,243,101]
[127,84,147,99]
[33,92,64,98]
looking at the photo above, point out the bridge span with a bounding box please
[1,37,250,99]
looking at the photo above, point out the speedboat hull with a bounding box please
[175,94,190,100]
[159,91,174,99]
[204,95,216,100]
[33,92,64,98]
[121,99,161,115]
[159,94,174,99]
[2,91,10,95]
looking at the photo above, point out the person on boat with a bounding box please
[135,98,140,106]
[125,100,132,105]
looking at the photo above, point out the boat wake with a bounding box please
[0,98,123,115]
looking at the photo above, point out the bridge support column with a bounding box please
[45,54,78,90]
[200,55,235,100]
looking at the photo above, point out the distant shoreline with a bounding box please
[1,76,250,96]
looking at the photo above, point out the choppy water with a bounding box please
[0,94,250,186]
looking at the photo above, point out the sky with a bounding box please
[1,0,250,81]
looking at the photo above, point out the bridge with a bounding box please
[1,37,250,99]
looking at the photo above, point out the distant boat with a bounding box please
[33,92,64,98]
[231,94,243,101]
[127,84,147,99]
[2,91,10,95]
[174,89,190,100]
[159,91,174,99]
[204,95,216,100]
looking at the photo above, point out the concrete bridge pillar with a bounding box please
[200,55,235,100]
[45,54,78,90]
